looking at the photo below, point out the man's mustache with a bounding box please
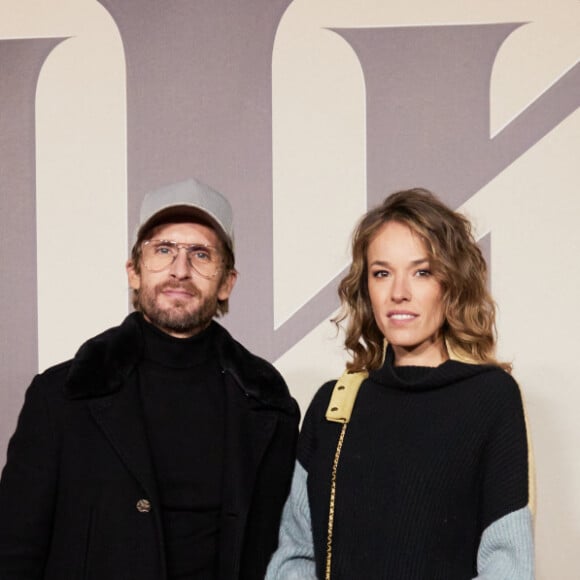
[157,280,200,297]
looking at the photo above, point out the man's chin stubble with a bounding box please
[141,297,218,336]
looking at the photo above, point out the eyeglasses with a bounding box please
[141,239,223,279]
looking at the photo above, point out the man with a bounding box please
[0,178,299,579]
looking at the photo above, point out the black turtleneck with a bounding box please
[137,315,225,580]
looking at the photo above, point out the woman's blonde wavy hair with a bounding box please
[334,188,510,373]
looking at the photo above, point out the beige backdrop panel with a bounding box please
[273,1,580,578]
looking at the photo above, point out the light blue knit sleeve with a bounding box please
[473,506,535,579]
[265,460,317,579]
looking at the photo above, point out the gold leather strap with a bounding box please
[325,370,368,424]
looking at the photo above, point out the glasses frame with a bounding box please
[141,239,224,279]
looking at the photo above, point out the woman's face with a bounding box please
[367,220,447,367]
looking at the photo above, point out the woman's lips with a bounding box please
[387,311,418,322]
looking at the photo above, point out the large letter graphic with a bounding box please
[333,24,580,209]
[0,37,65,450]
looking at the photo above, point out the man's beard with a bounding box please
[136,280,218,336]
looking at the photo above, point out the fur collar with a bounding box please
[64,313,296,413]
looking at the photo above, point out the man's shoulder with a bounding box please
[27,315,140,400]
[212,322,272,365]
[64,314,142,400]
[211,322,298,414]
[26,360,73,398]
[74,314,140,355]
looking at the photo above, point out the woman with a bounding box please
[266,189,534,579]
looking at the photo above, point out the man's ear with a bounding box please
[126,260,141,291]
[217,269,237,301]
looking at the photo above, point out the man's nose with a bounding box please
[169,247,191,278]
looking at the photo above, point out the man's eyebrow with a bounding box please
[153,239,212,247]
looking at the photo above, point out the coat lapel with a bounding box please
[66,314,161,517]
[88,373,159,503]
[88,372,167,579]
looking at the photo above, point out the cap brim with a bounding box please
[137,205,232,250]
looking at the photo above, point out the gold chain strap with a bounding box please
[324,370,367,580]
[325,422,348,580]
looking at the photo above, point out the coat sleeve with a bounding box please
[473,375,535,580]
[0,375,60,578]
[265,459,317,579]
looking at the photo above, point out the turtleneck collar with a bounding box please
[138,313,216,369]
[368,345,496,392]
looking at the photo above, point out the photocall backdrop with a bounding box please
[1,1,579,577]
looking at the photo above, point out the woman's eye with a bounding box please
[372,270,390,278]
[415,269,431,277]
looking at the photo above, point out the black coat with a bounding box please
[0,313,299,580]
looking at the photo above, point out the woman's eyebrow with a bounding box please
[369,257,429,267]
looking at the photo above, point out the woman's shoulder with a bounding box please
[297,379,340,468]
[303,379,340,420]
[453,363,527,417]
[474,364,522,393]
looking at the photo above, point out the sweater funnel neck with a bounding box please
[369,346,496,392]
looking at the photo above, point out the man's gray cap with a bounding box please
[136,178,234,249]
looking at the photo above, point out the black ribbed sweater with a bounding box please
[298,351,529,579]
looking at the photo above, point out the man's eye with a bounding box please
[154,245,174,255]
[189,246,212,262]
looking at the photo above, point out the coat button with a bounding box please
[136,498,151,513]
